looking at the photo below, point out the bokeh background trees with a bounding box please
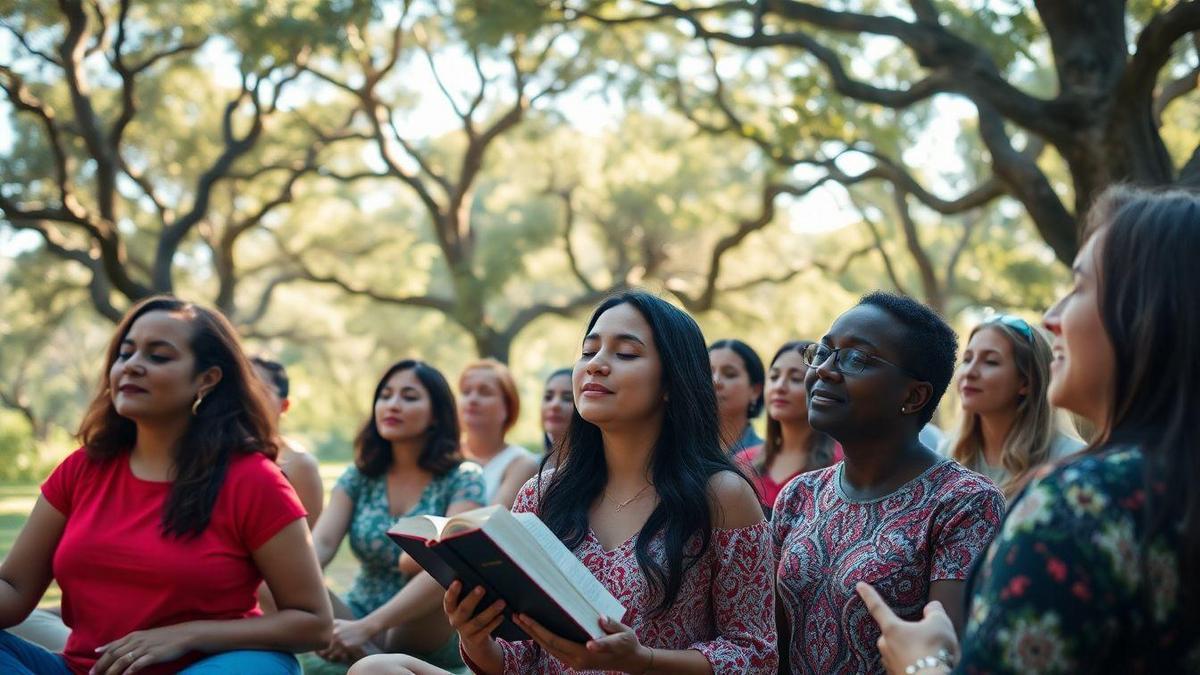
[3,0,1197,474]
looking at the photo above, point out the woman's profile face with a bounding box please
[109,310,211,423]
[574,303,664,429]
[1043,234,1116,425]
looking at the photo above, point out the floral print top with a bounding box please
[335,462,485,617]
[958,445,1200,673]
[484,477,779,674]
[773,459,1004,674]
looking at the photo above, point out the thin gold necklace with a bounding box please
[612,484,653,512]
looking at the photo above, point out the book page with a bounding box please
[512,512,625,621]
[388,515,448,541]
[443,505,503,538]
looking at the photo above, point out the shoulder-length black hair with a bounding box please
[540,290,742,615]
[1084,186,1200,614]
[78,296,277,539]
[708,338,765,418]
[354,360,463,479]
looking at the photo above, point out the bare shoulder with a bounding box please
[279,441,320,476]
[706,470,766,529]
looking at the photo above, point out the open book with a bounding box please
[388,505,626,643]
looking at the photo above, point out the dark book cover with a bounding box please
[388,528,596,643]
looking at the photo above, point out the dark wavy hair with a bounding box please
[77,296,277,539]
[354,360,463,478]
[759,340,836,473]
[1083,186,1200,616]
[708,338,765,418]
[539,291,742,615]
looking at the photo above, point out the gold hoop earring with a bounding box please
[192,393,205,415]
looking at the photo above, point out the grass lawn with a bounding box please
[0,462,361,608]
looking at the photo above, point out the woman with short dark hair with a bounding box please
[773,292,1005,674]
[709,339,765,453]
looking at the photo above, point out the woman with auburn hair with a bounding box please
[308,360,485,671]
[458,359,538,509]
[709,339,765,454]
[948,316,1082,500]
[735,340,840,512]
[861,187,1200,673]
[0,296,332,674]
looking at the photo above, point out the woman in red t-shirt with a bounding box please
[735,341,841,513]
[0,296,332,675]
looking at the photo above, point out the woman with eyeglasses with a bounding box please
[948,316,1083,500]
[772,292,1005,674]
[859,187,1200,673]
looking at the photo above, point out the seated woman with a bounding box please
[458,360,538,508]
[774,292,1005,674]
[352,290,778,674]
[308,360,485,671]
[735,340,840,512]
[861,187,1200,673]
[0,296,332,674]
[947,316,1083,500]
[709,339,765,453]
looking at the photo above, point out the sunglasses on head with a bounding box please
[987,315,1035,343]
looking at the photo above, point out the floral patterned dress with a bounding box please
[958,445,1200,672]
[773,459,1004,674]
[480,477,778,674]
[336,462,485,617]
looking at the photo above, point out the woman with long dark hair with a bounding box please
[709,339,765,453]
[773,292,1005,673]
[861,187,1200,672]
[435,291,776,674]
[735,340,840,511]
[0,297,332,674]
[308,361,485,670]
[947,317,1082,500]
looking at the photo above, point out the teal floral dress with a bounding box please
[336,461,485,618]
[958,443,1200,673]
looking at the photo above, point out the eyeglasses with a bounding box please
[801,342,923,380]
[986,315,1035,343]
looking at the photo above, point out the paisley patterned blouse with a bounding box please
[335,462,485,617]
[485,477,779,674]
[773,459,1004,674]
[958,445,1200,672]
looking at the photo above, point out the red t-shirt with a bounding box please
[41,448,306,675]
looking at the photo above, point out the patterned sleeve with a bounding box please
[448,461,486,508]
[334,464,363,502]
[931,479,1006,580]
[958,468,1132,673]
[687,522,779,674]
[770,475,806,563]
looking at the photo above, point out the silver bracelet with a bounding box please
[903,648,953,674]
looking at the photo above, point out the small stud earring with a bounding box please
[900,406,906,413]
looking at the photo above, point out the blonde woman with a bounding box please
[949,315,1082,499]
